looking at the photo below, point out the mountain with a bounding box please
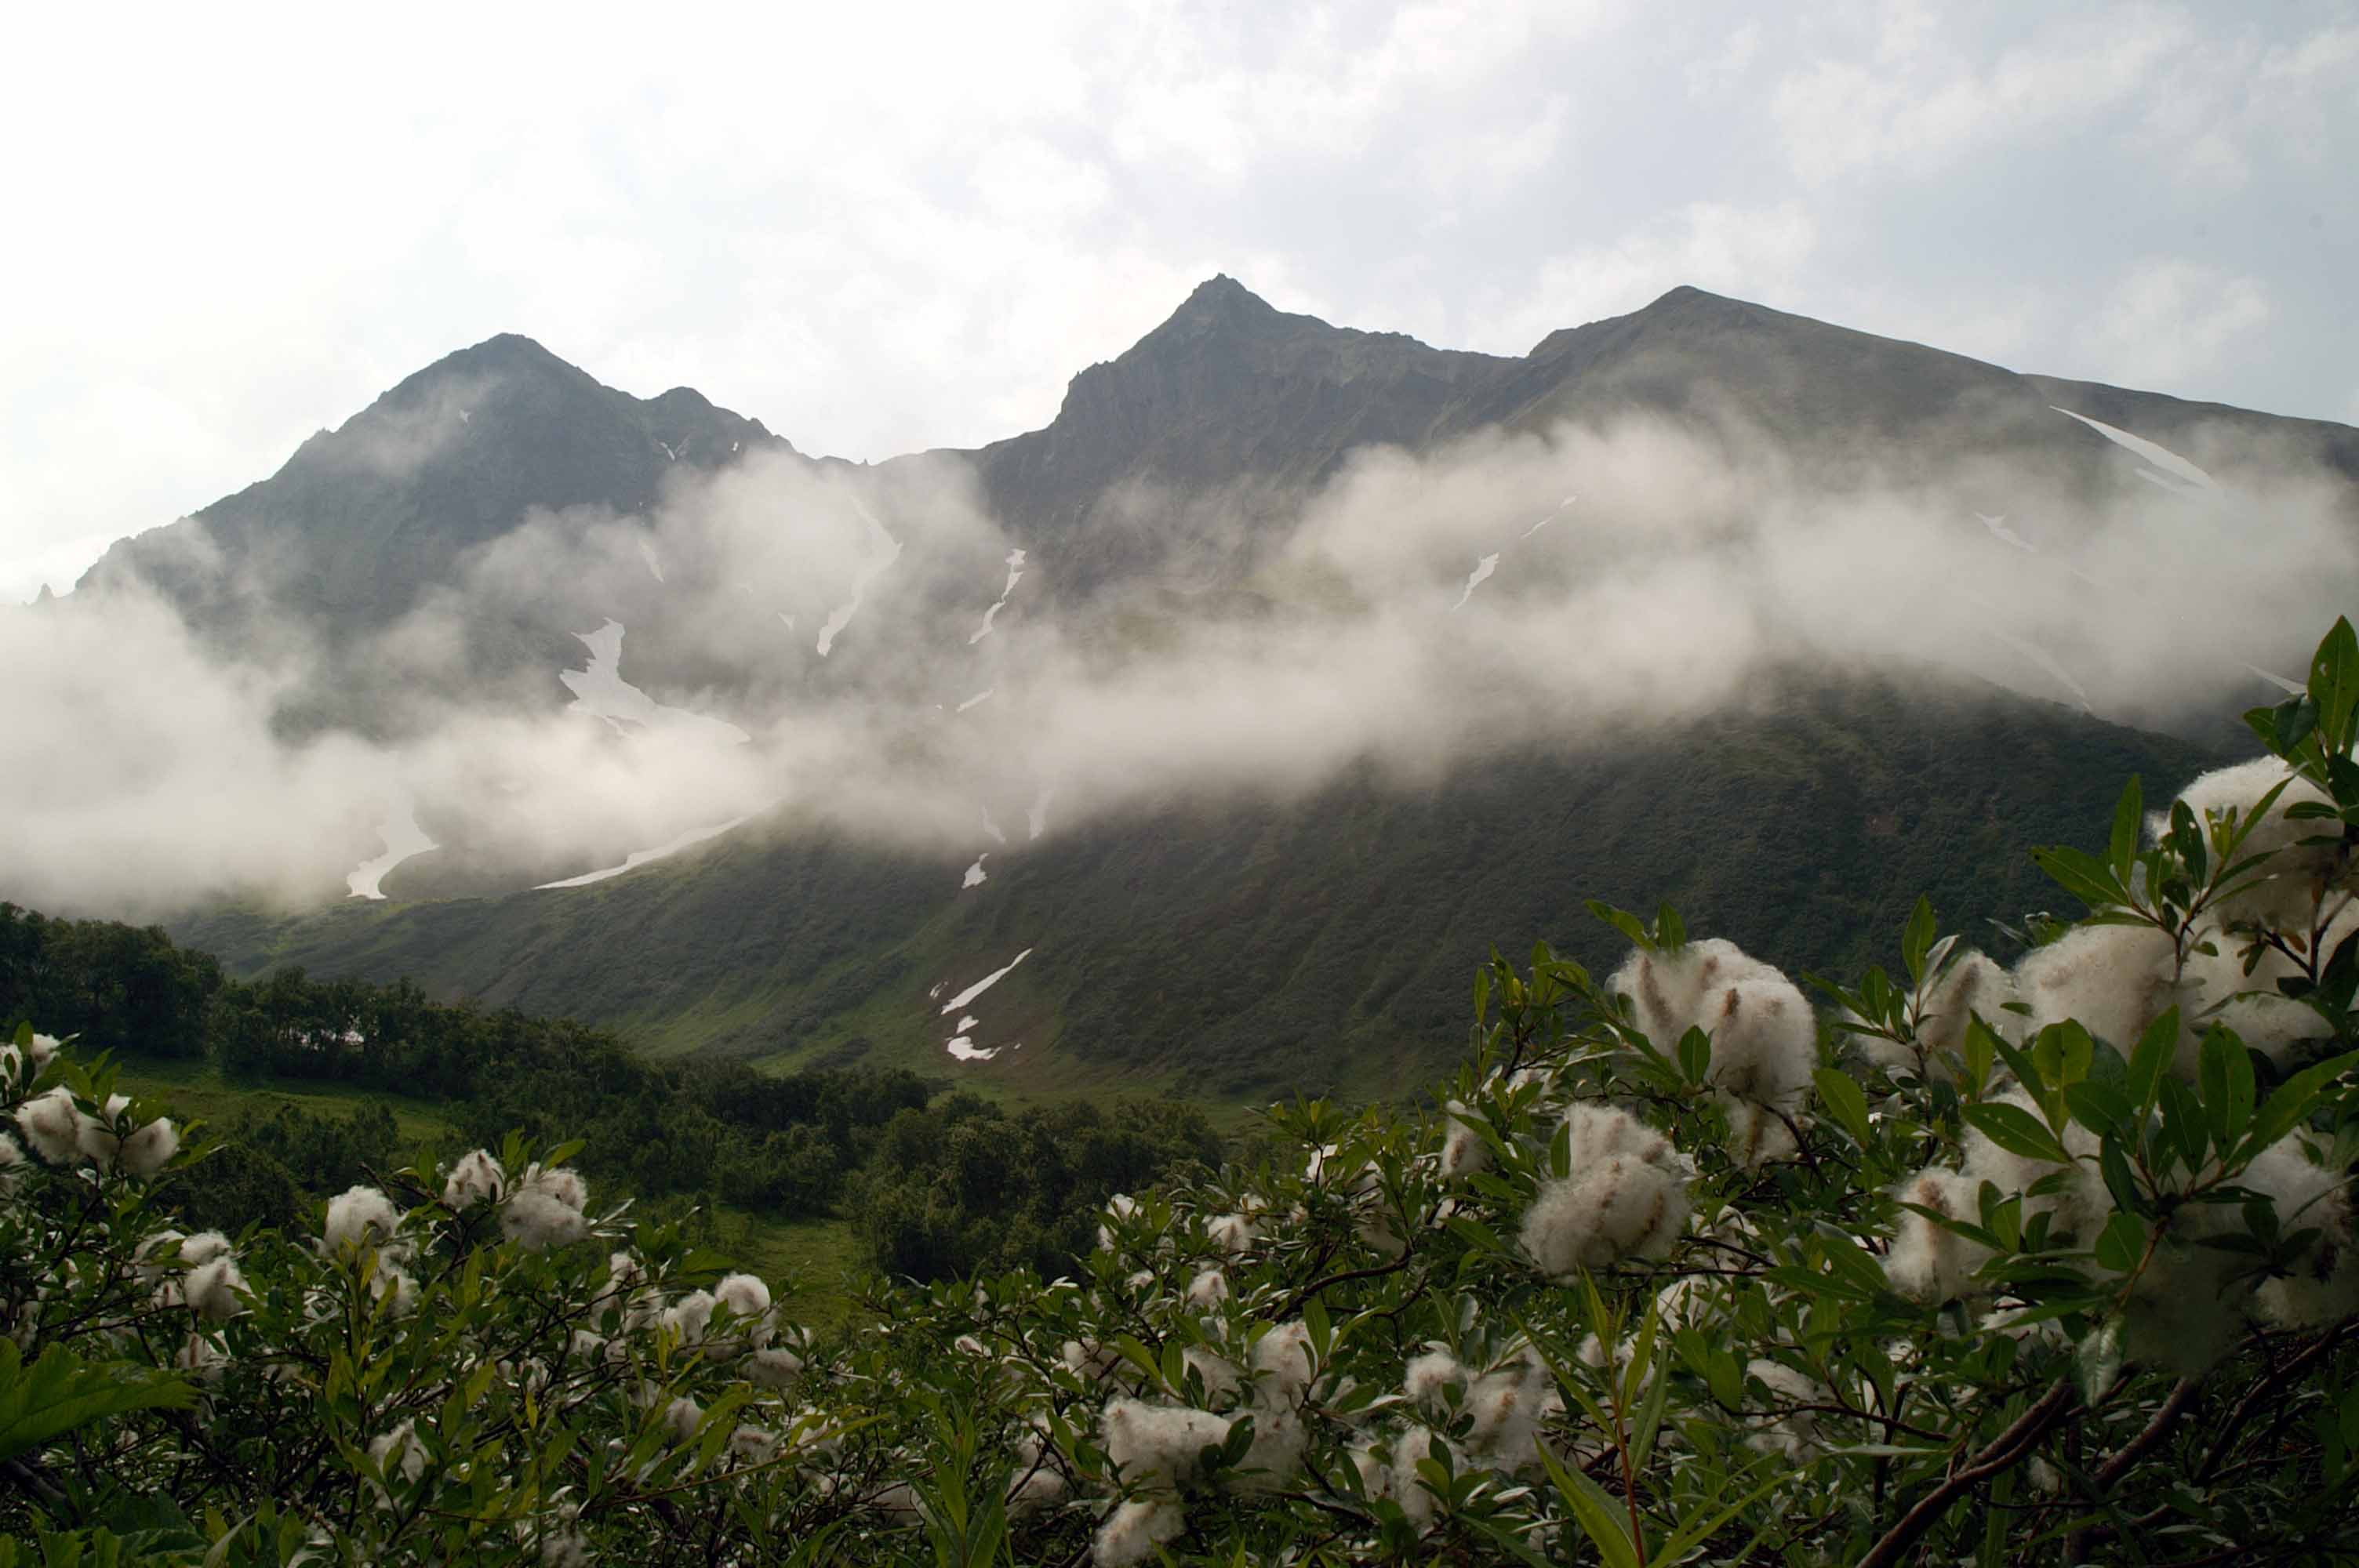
[179,662,2215,1099]
[43,278,2359,1098]
[963,276,1510,593]
[957,280,2358,593]
[78,334,797,731]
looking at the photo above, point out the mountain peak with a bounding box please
[405,332,589,390]
[1150,274,1285,339]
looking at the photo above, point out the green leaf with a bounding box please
[2109,778,2143,883]
[1963,1014,1998,1094]
[0,1341,194,1465]
[2099,1136,2146,1218]
[2128,1006,2181,1112]
[2197,1029,2255,1146]
[2310,616,2359,755]
[2094,1211,2148,1274]
[1961,1101,2074,1166]
[2031,846,2129,914]
[2252,1051,2359,1155]
[1588,902,1652,951]
[2063,1079,2132,1140]
[2159,1073,2210,1172]
[1536,1439,1641,1568]
[2077,1316,2125,1403]
[1903,896,1938,986]
[1677,1025,1712,1086]
[1813,1067,1872,1147]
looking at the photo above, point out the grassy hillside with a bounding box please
[104,1055,872,1328]
[179,666,2219,1103]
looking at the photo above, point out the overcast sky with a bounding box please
[3,1,2352,602]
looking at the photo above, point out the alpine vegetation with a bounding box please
[2,617,2358,1565]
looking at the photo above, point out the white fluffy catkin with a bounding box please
[1096,1192,1140,1252]
[184,1256,247,1322]
[1250,1320,1315,1401]
[1234,1403,1307,1490]
[1612,939,1816,1107]
[1960,1087,2105,1241]
[1182,1345,1239,1404]
[367,1420,426,1504]
[503,1192,589,1250]
[2121,1225,2250,1378]
[1463,1349,1551,1472]
[1391,1426,1441,1528]
[2241,1136,2359,1330]
[1100,1398,1229,1488]
[1522,1104,1692,1277]
[1206,1211,1259,1254]
[2164,759,2342,931]
[1721,1098,1798,1167]
[443,1149,506,1207]
[1093,1497,1183,1568]
[115,1115,179,1178]
[715,1272,772,1326]
[0,1033,61,1084]
[1862,950,2019,1083]
[1403,1348,1465,1406]
[2175,923,2330,1074]
[1521,1156,1690,1276]
[1885,1167,1994,1304]
[325,1185,402,1252]
[1743,1360,1827,1461]
[501,1163,590,1250]
[745,1346,806,1390]
[661,1290,716,1346]
[2015,922,2179,1052]
[1439,1099,1492,1178]
[16,1087,87,1165]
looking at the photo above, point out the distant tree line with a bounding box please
[0,903,1219,1280]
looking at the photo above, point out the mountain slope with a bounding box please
[180,664,2216,1102]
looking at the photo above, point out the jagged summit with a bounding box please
[1154,273,1284,333]
[75,329,792,649]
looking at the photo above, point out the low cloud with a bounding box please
[4,406,2354,922]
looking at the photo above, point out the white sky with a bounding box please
[4,0,2354,602]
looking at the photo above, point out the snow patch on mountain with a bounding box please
[346,794,436,899]
[534,813,754,890]
[940,949,1032,1014]
[2052,408,2219,493]
[816,502,902,656]
[969,549,1027,644]
[559,621,751,745]
[1451,554,1499,610]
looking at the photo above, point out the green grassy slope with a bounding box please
[108,1056,869,1330]
[180,666,2218,1105]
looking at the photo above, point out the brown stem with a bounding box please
[2197,1323,2353,1484]
[2095,1376,2201,1490]
[2063,1375,2202,1563]
[1856,1377,2075,1568]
